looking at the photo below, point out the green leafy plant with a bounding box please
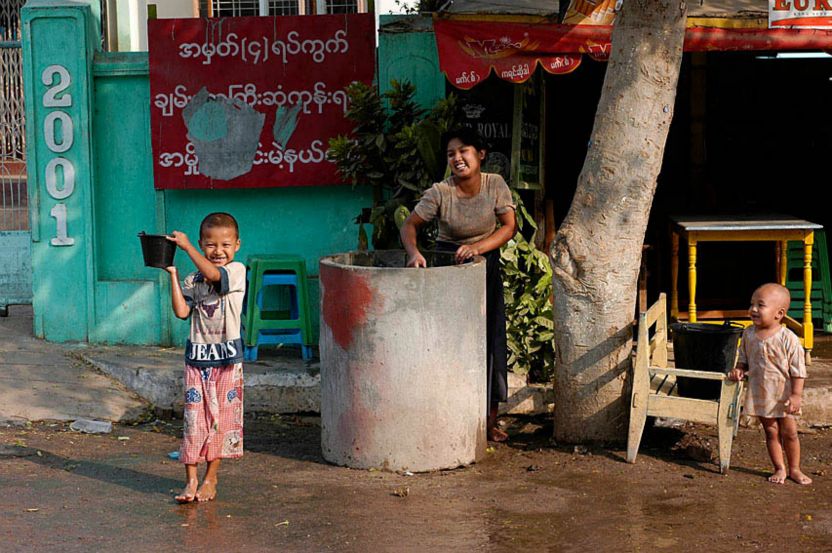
[501,193,554,383]
[330,81,554,380]
[328,80,457,249]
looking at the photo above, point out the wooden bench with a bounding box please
[627,293,744,474]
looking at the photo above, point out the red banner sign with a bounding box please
[435,18,832,89]
[148,15,374,189]
[435,19,582,90]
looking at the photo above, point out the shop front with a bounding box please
[379,1,832,338]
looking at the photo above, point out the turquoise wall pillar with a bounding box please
[378,15,444,109]
[22,0,99,341]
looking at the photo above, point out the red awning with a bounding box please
[435,18,832,89]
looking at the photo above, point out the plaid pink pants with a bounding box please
[180,363,244,464]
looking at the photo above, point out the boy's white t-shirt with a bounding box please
[182,261,246,367]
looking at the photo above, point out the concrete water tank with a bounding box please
[319,250,487,472]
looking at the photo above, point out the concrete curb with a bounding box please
[77,350,322,414]
[75,352,181,411]
[78,349,552,417]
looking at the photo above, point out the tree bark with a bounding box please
[550,0,688,443]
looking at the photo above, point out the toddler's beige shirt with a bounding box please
[413,173,514,245]
[738,325,807,418]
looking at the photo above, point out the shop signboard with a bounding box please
[769,0,832,29]
[148,14,374,189]
[435,17,832,82]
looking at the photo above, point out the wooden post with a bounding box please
[688,238,697,322]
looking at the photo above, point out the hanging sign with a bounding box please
[434,19,581,90]
[435,18,832,90]
[769,0,832,29]
[148,14,375,189]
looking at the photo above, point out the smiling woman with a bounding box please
[400,127,517,442]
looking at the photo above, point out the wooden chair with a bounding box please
[627,293,744,474]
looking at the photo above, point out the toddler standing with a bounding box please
[165,212,246,503]
[729,283,811,485]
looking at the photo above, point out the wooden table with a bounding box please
[670,215,822,362]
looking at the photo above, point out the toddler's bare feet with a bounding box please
[175,480,198,503]
[196,479,217,502]
[768,468,787,484]
[789,469,813,485]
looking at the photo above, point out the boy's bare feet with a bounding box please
[196,479,217,502]
[789,469,813,485]
[175,480,198,503]
[768,468,788,484]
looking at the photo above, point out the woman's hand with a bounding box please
[166,231,193,251]
[407,252,427,268]
[455,244,480,264]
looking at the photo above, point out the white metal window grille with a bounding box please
[323,0,357,13]
[211,0,306,16]
[269,0,300,15]
[211,0,260,16]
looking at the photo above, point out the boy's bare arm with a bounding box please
[787,377,805,414]
[728,362,747,381]
[165,267,191,319]
[167,231,221,282]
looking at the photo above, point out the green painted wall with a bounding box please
[91,53,163,344]
[162,186,368,346]
[24,1,372,346]
[378,15,444,109]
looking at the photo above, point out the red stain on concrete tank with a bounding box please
[321,263,376,350]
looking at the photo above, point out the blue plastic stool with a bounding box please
[244,272,313,361]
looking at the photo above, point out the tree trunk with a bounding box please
[550,0,688,443]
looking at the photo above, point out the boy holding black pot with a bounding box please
[164,212,246,503]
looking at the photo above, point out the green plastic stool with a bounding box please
[786,229,832,333]
[245,254,314,356]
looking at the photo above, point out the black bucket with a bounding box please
[138,232,176,269]
[670,321,744,400]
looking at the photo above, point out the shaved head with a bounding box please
[754,283,791,310]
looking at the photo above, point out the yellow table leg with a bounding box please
[688,238,697,323]
[804,233,814,358]
[671,232,679,319]
[779,241,788,286]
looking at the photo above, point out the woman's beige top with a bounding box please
[413,173,515,245]
[738,325,807,418]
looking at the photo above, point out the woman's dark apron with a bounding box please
[436,241,508,408]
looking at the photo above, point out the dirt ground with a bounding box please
[2,413,831,553]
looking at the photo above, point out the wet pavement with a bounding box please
[2,414,832,552]
[3,302,832,551]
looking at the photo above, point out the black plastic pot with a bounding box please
[138,232,176,269]
[670,321,744,400]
